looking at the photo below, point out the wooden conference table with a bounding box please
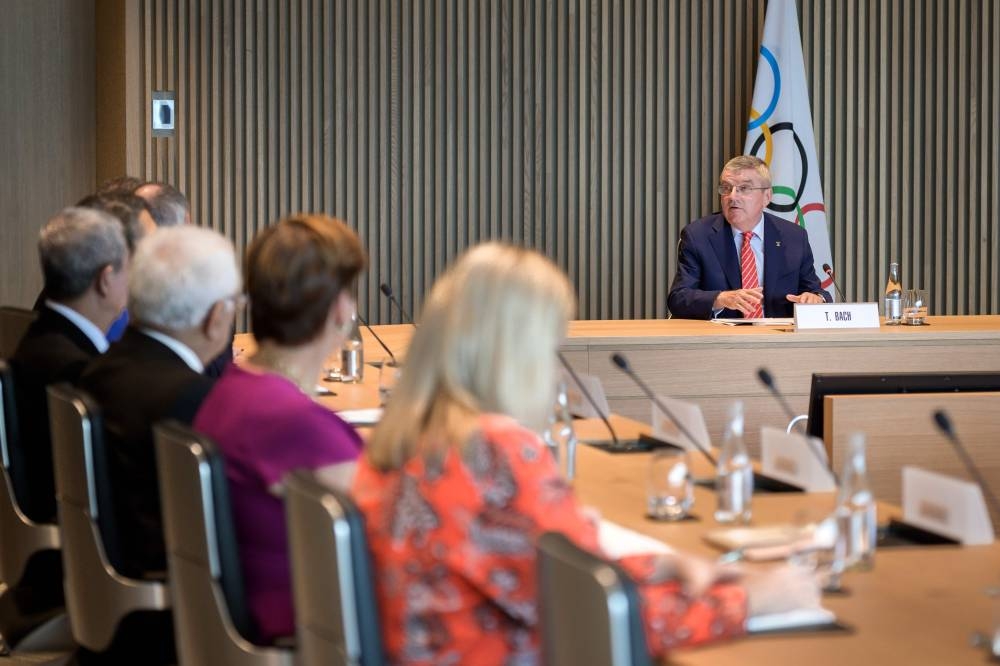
[324,314,1000,455]
[233,316,1000,664]
[571,417,1000,666]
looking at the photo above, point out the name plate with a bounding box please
[652,395,712,452]
[760,426,836,492]
[902,466,995,545]
[793,302,880,330]
[562,370,610,419]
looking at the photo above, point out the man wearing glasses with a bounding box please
[667,155,829,319]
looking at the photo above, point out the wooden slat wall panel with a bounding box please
[0,0,96,308]
[131,0,1000,323]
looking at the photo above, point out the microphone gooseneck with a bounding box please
[557,352,619,447]
[756,368,798,422]
[379,283,417,328]
[932,409,1000,521]
[756,366,839,485]
[610,352,717,466]
[357,313,397,365]
[822,263,846,302]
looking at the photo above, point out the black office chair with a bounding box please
[0,361,61,589]
[284,469,384,666]
[537,531,651,666]
[154,420,294,666]
[46,383,170,653]
[0,307,36,360]
[0,360,63,654]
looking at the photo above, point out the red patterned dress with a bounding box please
[352,414,747,664]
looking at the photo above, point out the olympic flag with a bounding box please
[744,0,835,298]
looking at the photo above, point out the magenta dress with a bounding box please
[193,363,362,641]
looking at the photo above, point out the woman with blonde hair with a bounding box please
[354,243,818,664]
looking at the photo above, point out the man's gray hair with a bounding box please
[39,207,128,301]
[136,182,189,227]
[722,155,772,186]
[128,226,241,331]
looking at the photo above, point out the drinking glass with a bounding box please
[646,448,694,521]
[903,289,929,325]
[378,360,402,406]
[787,514,845,593]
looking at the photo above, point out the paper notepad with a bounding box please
[703,524,815,551]
[703,521,838,561]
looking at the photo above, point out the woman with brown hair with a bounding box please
[193,214,367,641]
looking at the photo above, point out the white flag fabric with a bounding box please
[744,0,836,299]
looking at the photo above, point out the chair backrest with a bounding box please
[0,306,37,360]
[154,420,293,666]
[537,531,651,666]
[285,470,384,666]
[0,360,60,587]
[0,357,29,512]
[46,383,169,652]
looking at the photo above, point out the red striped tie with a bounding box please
[740,231,764,319]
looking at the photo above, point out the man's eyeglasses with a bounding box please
[717,183,771,196]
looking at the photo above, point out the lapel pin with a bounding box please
[775,241,782,247]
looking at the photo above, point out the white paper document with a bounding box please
[710,317,794,326]
[598,519,675,559]
[746,608,837,633]
[336,407,384,426]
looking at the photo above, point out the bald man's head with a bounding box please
[135,182,191,227]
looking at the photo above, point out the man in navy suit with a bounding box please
[667,156,829,319]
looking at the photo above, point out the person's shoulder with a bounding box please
[766,212,809,238]
[227,369,357,438]
[682,213,727,238]
[19,308,96,352]
[14,328,94,382]
[283,389,356,435]
[478,413,536,441]
[476,414,547,462]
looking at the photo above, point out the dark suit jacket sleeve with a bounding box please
[667,226,720,319]
[796,234,831,302]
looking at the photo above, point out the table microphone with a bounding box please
[357,313,398,365]
[557,352,641,451]
[932,409,1000,521]
[379,283,417,328]
[756,367,839,485]
[822,263,846,302]
[610,353,717,466]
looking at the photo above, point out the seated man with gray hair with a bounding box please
[78,225,240,581]
[667,155,829,319]
[11,207,130,524]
